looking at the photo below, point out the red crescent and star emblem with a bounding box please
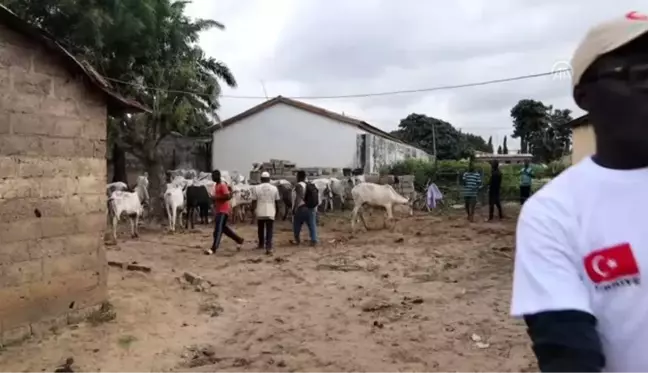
[626,11,648,21]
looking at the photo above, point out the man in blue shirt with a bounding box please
[519,160,534,205]
[462,161,481,222]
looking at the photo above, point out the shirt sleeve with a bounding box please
[274,188,280,201]
[511,195,592,317]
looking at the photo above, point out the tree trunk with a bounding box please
[111,143,127,183]
[143,159,166,221]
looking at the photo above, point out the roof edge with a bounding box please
[214,95,431,155]
[0,5,150,114]
[567,114,589,128]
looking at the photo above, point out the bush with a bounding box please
[384,159,555,203]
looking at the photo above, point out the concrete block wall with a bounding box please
[357,133,432,174]
[0,25,108,345]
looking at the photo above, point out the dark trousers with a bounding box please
[464,196,477,217]
[489,193,503,219]
[520,185,531,205]
[293,206,317,243]
[257,218,274,249]
[211,213,243,250]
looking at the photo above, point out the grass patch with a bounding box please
[87,301,117,326]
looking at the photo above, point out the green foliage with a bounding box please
[502,136,509,154]
[8,0,236,155]
[9,0,238,215]
[510,99,572,163]
[487,136,494,153]
[389,113,489,160]
[385,158,565,203]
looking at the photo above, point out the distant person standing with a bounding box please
[488,160,504,221]
[462,161,481,222]
[205,169,244,255]
[519,160,534,205]
[252,172,280,255]
[291,170,318,246]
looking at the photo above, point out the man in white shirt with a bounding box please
[511,11,648,372]
[252,172,280,254]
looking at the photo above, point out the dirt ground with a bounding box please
[0,205,536,372]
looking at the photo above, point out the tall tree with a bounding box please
[497,145,503,154]
[529,106,573,163]
[503,136,509,154]
[390,114,488,160]
[510,99,549,154]
[487,136,494,153]
[8,0,237,216]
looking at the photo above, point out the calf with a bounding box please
[230,183,254,223]
[106,181,128,197]
[276,183,294,220]
[163,183,185,232]
[185,185,211,229]
[350,182,413,231]
[311,178,334,212]
[329,177,349,210]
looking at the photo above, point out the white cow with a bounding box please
[106,181,128,197]
[311,178,334,211]
[163,183,185,232]
[350,182,412,231]
[271,179,292,187]
[107,174,150,242]
[329,177,349,210]
[230,183,254,223]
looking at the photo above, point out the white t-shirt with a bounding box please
[511,157,648,372]
[252,183,280,219]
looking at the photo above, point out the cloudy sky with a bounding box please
[186,1,644,150]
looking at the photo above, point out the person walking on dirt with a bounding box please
[487,160,503,221]
[519,160,534,205]
[291,170,318,246]
[205,169,244,255]
[512,12,648,372]
[461,161,481,222]
[252,171,280,255]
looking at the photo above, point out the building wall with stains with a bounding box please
[357,133,432,174]
[0,25,107,345]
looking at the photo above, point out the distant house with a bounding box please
[211,96,431,175]
[0,5,147,344]
[568,115,594,164]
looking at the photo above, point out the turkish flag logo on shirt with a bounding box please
[626,11,648,20]
[583,243,640,284]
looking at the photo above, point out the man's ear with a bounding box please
[574,84,589,111]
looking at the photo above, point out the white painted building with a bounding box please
[211,96,431,175]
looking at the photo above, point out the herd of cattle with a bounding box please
[104,169,413,242]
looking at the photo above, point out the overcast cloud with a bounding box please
[186,1,645,150]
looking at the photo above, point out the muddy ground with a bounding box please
[0,205,536,372]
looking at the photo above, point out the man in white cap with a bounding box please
[251,171,280,254]
[511,11,648,372]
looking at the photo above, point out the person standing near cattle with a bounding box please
[205,169,245,255]
[251,172,280,255]
[291,170,318,246]
[519,159,534,205]
[487,160,503,221]
[461,161,481,222]
[512,12,648,371]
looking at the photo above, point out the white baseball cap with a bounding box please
[260,171,270,178]
[571,11,648,88]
